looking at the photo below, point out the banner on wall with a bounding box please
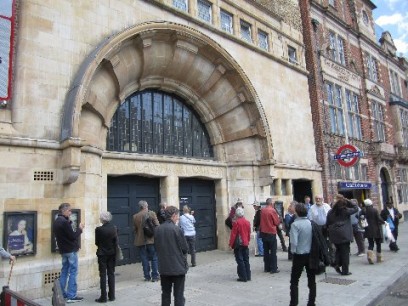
[0,0,15,102]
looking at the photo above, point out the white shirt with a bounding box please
[307,203,331,226]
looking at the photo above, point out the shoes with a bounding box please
[152,278,160,282]
[270,270,280,274]
[95,297,107,303]
[282,247,288,252]
[108,297,115,302]
[255,254,263,257]
[144,278,151,282]
[334,266,342,275]
[357,253,365,257]
[191,263,196,267]
[237,278,247,282]
[264,269,271,273]
[66,296,84,303]
[341,272,352,276]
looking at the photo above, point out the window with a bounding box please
[197,0,212,23]
[361,164,368,181]
[345,167,352,180]
[390,69,401,97]
[398,168,408,203]
[240,20,252,43]
[281,179,288,195]
[372,100,386,142]
[326,82,345,135]
[346,90,362,140]
[362,11,369,25]
[258,30,268,51]
[107,90,213,158]
[328,31,345,65]
[288,46,297,63]
[365,52,378,82]
[173,0,188,12]
[220,9,233,34]
[333,162,343,179]
[401,109,408,147]
[353,164,360,181]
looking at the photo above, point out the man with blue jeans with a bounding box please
[133,200,160,281]
[53,203,84,303]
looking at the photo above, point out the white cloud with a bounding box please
[382,0,404,10]
[376,13,404,26]
[394,37,408,56]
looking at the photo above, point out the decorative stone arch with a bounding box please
[61,22,273,183]
[379,166,392,208]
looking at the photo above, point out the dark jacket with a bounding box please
[53,214,82,254]
[95,222,117,256]
[380,207,402,228]
[155,220,188,276]
[253,209,261,231]
[326,200,358,244]
[361,206,384,239]
[310,221,330,270]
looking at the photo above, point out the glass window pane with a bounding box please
[258,30,268,51]
[142,92,153,153]
[197,0,212,23]
[220,10,233,34]
[173,0,188,11]
[240,20,252,43]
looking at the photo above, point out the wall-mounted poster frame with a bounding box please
[3,211,37,256]
[51,209,81,253]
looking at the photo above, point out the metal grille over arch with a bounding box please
[107,90,213,158]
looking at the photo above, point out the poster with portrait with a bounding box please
[51,209,81,253]
[3,211,37,256]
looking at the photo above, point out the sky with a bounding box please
[372,0,408,58]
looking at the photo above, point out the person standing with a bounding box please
[326,195,358,276]
[155,206,188,306]
[179,205,197,267]
[133,200,160,282]
[304,196,312,213]
[259,198,281,274]
[229,207,251,282]
[289,203,315,306]
[380,201,402,251]
[225,199,244,229]
[157,202,168,225]
[361,199,385,264]
[53,203,84,303]
[350,199,365,256]
[95,212,117,303]
[284,201,297,260]
[252,201,263,257]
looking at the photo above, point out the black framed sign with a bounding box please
[51,209,81,253]
[3,211,37,256]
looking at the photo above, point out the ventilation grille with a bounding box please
[34,171,54,181]
[44,271,60,285]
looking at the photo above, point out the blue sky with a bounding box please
[372,0,408,58]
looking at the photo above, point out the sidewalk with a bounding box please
[35,222,408,306]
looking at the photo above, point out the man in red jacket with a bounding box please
[229,207,251,282]
[260,198,281,273]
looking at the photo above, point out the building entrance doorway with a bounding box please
[293,179,313,203]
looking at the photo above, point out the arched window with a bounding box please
[107,90,213,158]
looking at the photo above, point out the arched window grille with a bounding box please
[107,90,213,158]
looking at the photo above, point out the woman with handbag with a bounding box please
[326,195,358,276]
[361,199,385,264]
[95,211,117,303]
[228,207,251,282]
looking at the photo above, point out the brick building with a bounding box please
[299,0,408,211]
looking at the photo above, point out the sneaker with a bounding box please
[66,296,84,303]
[357,252,365,257]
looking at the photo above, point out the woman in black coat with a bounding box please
[326,195,358,275]
[95,211,117,303]
[361,199,384,264]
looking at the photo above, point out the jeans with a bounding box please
[290,253,316,306]
[139,244,159,280]
[261,233,278,272]
[97,254,115,300]
[256,231,264,255]
[60,252,78,299]
[234,246,251,281]
[368,238,382,253]
[185,236,196,266]
[161,275,185,306]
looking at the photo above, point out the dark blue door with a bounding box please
[179,179,216,252]
[108,176,160,265]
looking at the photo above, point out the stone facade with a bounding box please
[0,0,319,298]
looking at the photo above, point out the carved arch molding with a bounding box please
[61,22,273,184]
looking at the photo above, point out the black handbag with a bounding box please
[233,234,242,249]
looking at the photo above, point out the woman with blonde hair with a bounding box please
[179,205,197,267]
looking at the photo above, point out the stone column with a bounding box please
[216,178,229,250]
[161,176,179,207]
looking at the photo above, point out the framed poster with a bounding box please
[51,209,81,253]
[3,211,37,256]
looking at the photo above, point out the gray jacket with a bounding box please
[154,220,188,276]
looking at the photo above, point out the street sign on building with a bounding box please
[333,144,363,167]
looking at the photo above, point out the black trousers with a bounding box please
[97,254,115,300]
[334,242,350,274]
[160,275,185,306]
[290,253,316,306]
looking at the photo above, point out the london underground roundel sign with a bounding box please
[333,144,362,167]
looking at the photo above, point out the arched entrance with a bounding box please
[380,168,391,208]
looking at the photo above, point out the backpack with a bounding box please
[143,214,156,238]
